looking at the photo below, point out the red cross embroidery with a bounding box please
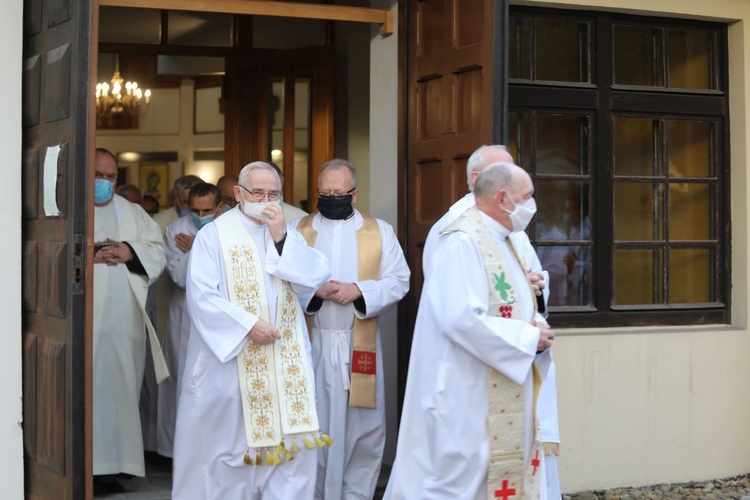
[530,449,541,475]
[351,350,376,375]
[495,480,517,499]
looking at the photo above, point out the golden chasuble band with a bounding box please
[297,213,382,409]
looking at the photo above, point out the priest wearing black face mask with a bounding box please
[289,159,411,500]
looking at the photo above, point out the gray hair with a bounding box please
[473,162,516,199]
[466,145,510,191]
[238,161,282,190]
[172,174,204,199]
[318,159,357,189]
[116,184,142,203]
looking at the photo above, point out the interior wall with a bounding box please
[2,0,24,496]
[515,0,750,493]
[96,79,225,201]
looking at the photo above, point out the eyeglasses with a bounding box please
[239,185,281,201]
[317,188,356,200]
[95,171,117,182]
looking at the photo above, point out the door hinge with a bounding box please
[72,233,83,295]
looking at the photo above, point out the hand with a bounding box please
[97,239,133,266]
[264,203,287,243]
[329,280,362,305]
[533,319,555,352]
[527,271,546,297]
[315,281,339,300]
[248,318,280,345]
[174,233,195,253]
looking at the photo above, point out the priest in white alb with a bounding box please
[290,159,410,499]
[92,148,168,484]
[423,144,561,498]
[172,162,332,499]
[157,182,220,458]
[385,162,555,500]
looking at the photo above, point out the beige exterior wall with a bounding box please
[3,0,24,497]
[517,0,750,492]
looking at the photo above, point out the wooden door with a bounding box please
[225,47,334,212]
[22,0,93,496]
[401,0,507,388]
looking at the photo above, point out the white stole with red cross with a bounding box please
[445,205,543,499]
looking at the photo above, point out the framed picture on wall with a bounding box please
[139,163,169,207]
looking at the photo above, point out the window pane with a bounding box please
[100,7,161,44]
[168,11,234,47]
[614,117,658,176]
[614,182,664,240]
[508,112,532,168]
[269,77,285,171]
[669,184,711,240]
[669,249,711,303]
[538,244,590,307]
[668,120,711,178]
[509,17,532,80]
[614,25,664,86]
[668,29,713,89]
[535,180,589,241]
[535,19,589,82]
[537,114,589,174]
[614,249,663,305]
[293,78,311,209]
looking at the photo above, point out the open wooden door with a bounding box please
[22,0,93,497]
[225,47,335,213]
[400,0,507,390]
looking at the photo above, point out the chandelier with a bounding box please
[95,54,151,127]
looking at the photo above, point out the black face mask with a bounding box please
[318,195,354,220]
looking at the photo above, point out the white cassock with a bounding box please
[94,195,167,476]
[173,208,331,499]
[385,212,551,499]
[157,215,198,457]
[423,193,561,498]
[281,201,307,221]
[290,210,411,500]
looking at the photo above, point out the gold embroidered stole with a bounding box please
[296,213,382,408]
[443,206,543,499]
[215,211,326,466]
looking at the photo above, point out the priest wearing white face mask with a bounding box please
[385,162,555,500]
[172,162,333,499]
[157,182,220,458]
[92,148,167,490]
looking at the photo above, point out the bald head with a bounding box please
[217,174,239,207]
[466,145,514,191]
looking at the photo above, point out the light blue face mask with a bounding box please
[190,212,215,230]
[94,179,114,204]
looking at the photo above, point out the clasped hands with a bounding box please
[533,320,555,352]
[528,270,545,297]
[93,238,133,266]
[315,280,362,305]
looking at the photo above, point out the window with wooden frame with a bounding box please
[507,8,730,327]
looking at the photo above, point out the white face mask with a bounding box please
[502,195,537,232]
[241,199,280,220]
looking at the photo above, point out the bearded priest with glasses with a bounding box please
[290,159,411,500]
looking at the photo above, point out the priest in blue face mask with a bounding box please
[157,181,219,458]
[92,148,167,492]
[290,159,411,500]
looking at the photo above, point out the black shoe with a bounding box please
[93,475,126,495]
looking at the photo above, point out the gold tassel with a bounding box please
[313,434,326,448]
[321,432,334,447]
[290,438,299,453]
[244,450,252,465]
[303,435,315,450]
[278,442,294,462]
[271,448,281,465]
[255,449,262,465]
[265,449,274,465]
[543,442,560,456]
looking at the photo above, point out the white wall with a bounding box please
[516,0,750,493]
[2,0,25,496]
[369,0,400,465]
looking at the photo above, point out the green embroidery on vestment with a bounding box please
[492,272,515,304]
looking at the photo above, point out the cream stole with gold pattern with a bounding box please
[215,211,329,466]
[444,205,543,499]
